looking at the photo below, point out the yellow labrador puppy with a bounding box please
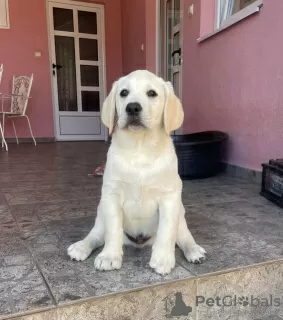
[68,70,206,274]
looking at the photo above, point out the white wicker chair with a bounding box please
[0,74,36,151]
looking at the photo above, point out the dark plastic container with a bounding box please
[261,159,283,209]
[172,131,228,180]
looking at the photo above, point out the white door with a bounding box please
[48,1,106,141]
[160,0,183,134]
[162,0,182,98]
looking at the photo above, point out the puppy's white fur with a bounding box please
[68,70,206,275]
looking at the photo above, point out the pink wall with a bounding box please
[121,0,146,75]
[121,0,156,75]
[0,0,54,138]
[199,0,215,38]
[182,0,283,170]
[0,0,123,138]
[145,0,156,73]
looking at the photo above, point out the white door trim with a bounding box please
[47,0,104,10]
[156,0,184,134]
[46,0,108,141]
[156,0,161,76]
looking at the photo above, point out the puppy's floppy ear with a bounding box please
[163,81,184,135]
[101,81,118,135]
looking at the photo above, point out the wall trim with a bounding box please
[5,137,56,143]
[222,163,262,184]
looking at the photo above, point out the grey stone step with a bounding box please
[6,259,283,320]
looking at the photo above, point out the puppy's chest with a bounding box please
[114,152,166,185]
[121,183,158,200]
[122,184,159,221]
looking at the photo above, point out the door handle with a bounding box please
[172,48,181,57]
[52,63,63,69]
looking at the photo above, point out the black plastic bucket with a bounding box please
[172,131,228,180]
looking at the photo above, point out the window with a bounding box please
[197,0,263,42]
[216,0,261,28]
[0,0,9,29]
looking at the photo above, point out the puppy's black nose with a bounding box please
[126,102,142,116]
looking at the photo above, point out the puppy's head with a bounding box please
[102,70,184,135]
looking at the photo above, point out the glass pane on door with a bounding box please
[82,91,100,111]
[173,32,180,66]
[53,8,74,32]
[80,65,99,87]
[173,72,180,97]
[55,36,78,111]
[79,38,98,61]
[78,11,97,34]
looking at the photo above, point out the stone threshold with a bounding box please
[4,258,283,320]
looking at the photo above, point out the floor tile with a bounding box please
[3,185,101,206]
[0,237,54,317]
[11,198,100,226]
[182,175,252,192]
[178,210,283,275]
[182,182,261,205]
[186,201,283,249]
[0,206,15,225]
[21,218,194,304]
[182,187,240,205]
[0,205,20,238]
[0,191,8,207]
[187,200,283,227]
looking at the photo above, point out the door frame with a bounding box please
[46,0,108,141]
[156,0,184,134]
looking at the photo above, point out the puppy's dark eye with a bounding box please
[120,89,129,97]
[147,90,158,98]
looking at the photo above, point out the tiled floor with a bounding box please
[0,142,282,319]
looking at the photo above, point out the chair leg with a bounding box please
[12,120,19,145]
[24,115,36,146]
[0,122,8,151]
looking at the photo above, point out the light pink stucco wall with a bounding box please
[0,0,54,138]
[182,0,283,170]
[121,0,156,75]
[0,0,123,138]
[145,0,157,73]
[121,0,146,75]
[199,0,215,38]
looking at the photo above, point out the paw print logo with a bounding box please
[238,296,249,307]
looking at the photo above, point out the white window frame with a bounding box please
[0,0,10,29]
[197,0,263,43]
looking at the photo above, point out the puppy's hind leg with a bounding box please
[67,207,105,261]
[177,207,206,264]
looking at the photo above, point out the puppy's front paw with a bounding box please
[94,251,122,271]
[150,248,175,275]
[184,244,206,264]
[68,240,93,261]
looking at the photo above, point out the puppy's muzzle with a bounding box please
[125,102,143,126]
[126,102,142,116]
